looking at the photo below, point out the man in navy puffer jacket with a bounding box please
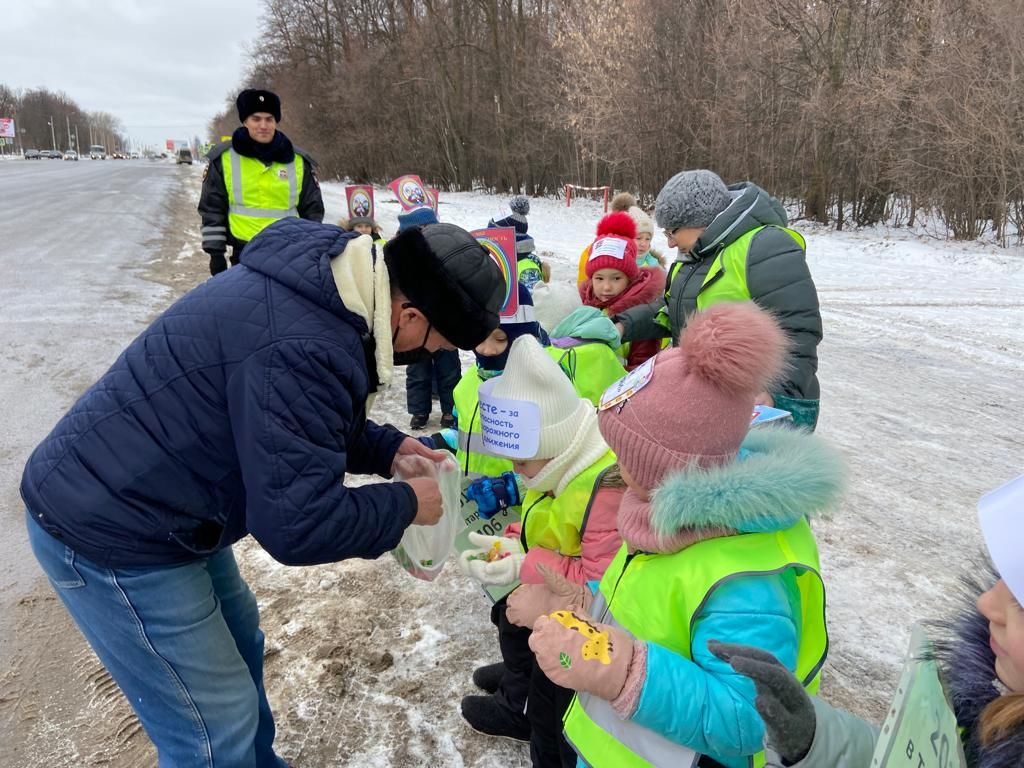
[21,217,503,767]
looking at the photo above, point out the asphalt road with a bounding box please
[0,158,189,639]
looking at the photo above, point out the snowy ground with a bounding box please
[1,169,1022,766]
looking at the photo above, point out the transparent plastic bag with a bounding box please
[390,456,462,581]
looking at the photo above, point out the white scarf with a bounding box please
[521,402,610,495]
[329,235,394,406]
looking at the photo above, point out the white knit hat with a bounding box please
[489,335,586,460]
[978,474,1024,604]
[628,206,653,236]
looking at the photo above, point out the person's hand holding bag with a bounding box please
[393,454,444,526]
[457,532,524,585]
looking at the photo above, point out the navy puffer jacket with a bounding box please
[21,219,415,568]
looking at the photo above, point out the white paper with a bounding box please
[978,474,1024,604]
[477,378,541,459]
[599,356,656,411]
[588,237,628,262]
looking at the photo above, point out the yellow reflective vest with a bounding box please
[564,519,827,768]
[221,149,305,244]
[517,451,616,553]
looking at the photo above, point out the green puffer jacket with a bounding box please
[616,182,822,407]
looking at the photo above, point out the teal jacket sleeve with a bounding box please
[630,574,799,764]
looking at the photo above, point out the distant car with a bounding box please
[176,148,194,165]
[40,150,57,159]
[130,152,140,159]
[64,150,79,161]
[24,149,41,159]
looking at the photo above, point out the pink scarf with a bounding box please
[616,488,732,554]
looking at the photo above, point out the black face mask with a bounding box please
[392,309,434,366]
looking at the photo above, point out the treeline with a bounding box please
[0,84,127,154]
[211,0,1024,243]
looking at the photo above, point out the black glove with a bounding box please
[708,640,816,765]
[208,252,228,276]
[427,432,457,455]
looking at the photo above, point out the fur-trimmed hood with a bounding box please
[579,266,665,317]
[930,561,1024,768]
[648,428,846,539]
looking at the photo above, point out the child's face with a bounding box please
[513,458,551,479]
[619,464,650,501]
[592,268,630,301]
[977,579,1024,692]
[635,232,652,254]
[475,328,509,358]
[353,223,373,235]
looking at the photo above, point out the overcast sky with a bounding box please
[1,0,263,149]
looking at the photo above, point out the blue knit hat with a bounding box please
[475,282,539,373]
[397,206,439,233]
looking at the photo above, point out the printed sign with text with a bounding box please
[476,378,540,460]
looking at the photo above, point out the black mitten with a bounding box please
[208,252,228,276]
[709,640,816,765]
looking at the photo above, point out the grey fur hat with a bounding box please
[655,170,732,231]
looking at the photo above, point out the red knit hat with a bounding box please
[585,212,639,280]
[598,302,789,492]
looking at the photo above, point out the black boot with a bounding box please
[472,662,505,694]
[461,694,531,742]
[409,414,429,430]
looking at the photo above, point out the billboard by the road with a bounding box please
[0,119,15,139]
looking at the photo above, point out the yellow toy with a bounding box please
[549,610,612,665]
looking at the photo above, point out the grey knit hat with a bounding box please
[509,195,530,216]
[655,170,733,231]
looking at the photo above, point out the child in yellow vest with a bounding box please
[509,302,845,768]
[457,335,625,759]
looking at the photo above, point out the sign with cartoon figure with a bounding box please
[346,185,374,219]
[471,228,519,318]
[599,357,656,412]
[427,187,440,212]
[389,174,428,210]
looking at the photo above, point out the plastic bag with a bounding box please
[390,455,462,581]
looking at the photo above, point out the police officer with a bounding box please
[198,88,325,275]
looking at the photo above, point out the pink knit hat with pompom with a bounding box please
[598,302,789,492]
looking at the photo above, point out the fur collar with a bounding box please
[648,428,845,538]
[929,562,1024,767]
[579,266,665,317]
[329,235,393,393]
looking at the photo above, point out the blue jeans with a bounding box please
[406,349,460,416]
[27,511,287,768]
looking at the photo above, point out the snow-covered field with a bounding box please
[2,168,1022,767]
